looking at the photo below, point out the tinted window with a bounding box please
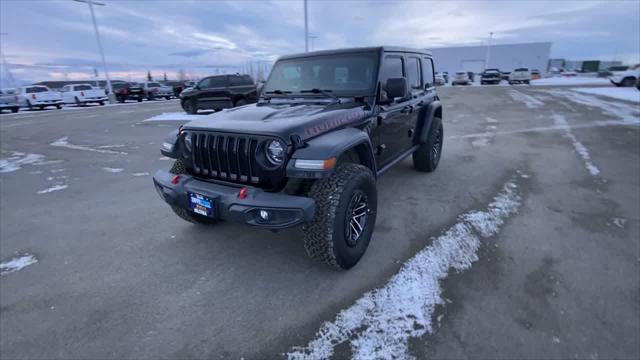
[381,55,404,84]
[264,52,378,95]
[229,75,253,86]
[406,57,421,90]
[197,78,211,88]
[209,76,227,88]
[515,68,529,72]
[26,86,49,93]
[147,82,161,87]
[112,83,127,90]
[75,85,92,90]
[422,57,434,87]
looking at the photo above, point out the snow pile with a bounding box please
[552,113,600,176]
[37,184,68,194]
[0,152,59,173]
[50,137,128,155]
[541,89,640,126]
[1,253,38,276]
[288,177,523,360]
[508,90,544,108]
[144,112,205,122]
[531,77,610,86]
[571,87,640,103]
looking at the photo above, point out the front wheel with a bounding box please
[303,163,377,270]
[55,104,62,109]
[622,77,636,87]
[99,101,105,106]
[168,159,218,225]
[413,117,443,172]
[165,96,171,100]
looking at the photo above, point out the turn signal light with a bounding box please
[171,175,181,184]
[238,187,249,199]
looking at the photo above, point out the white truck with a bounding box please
[16,85,63,110]
[610,64,640,87]
[0,89,20,113]
[61,84,108,106]
[141,82,173,100]
[509,68,532,84]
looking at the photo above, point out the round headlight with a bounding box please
[183,133,192,152]
[265,140,285,165]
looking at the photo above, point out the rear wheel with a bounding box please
[165,96,171,100]
[137,98,142,102]
[303,163,377,270]
[168,159,218,225]
[55,104,62,109]
[413,117,443,172]
[117,95,125,103]
[99,101,105,106]
[11,107,19,113]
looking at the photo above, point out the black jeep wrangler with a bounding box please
[153,47,443,269]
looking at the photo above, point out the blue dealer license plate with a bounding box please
[188,193,214,217]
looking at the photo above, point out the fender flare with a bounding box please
[160,129,181,158]
[415,100,443,144]
[287,127,376,178]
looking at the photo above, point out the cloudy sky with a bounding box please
[0,0,638,85]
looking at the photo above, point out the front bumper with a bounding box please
[153,170,315,229]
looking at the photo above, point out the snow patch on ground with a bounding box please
[540,89,640,126]
[50,137,128,155]
[288,178,522,360]
[132,172,150,177]
[485,117,498,123]
[531,77,610,86]
[0,253,38,276]
[571,87,640,103]
[0,152,61,173]
[37,184,68,194]
[102,167,124,173]
[144,112,205,122]
[552,113,600,176]
[612,217,627,228]
[159,156,171,161]
[508,90,544,108]
[471,137,491,147]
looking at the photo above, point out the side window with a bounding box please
[406,56,422,90]
[230,75,252,86]
[198,78,211,88]
[423,57,434,88]
[209,76,227,88]
[381,55,404,90]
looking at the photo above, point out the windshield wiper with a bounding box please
[299,88,340,102]
[264,90,292,95]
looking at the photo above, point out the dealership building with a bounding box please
[429,42,552,74]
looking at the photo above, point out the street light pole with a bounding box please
[309,35,317,51]
[485,32,493,70]
[73,0,115,104]
[304,0,309,52]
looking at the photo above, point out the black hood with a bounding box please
[182,100,371,143]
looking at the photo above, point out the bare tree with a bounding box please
[163,72,167,81]
[147,70,152,81]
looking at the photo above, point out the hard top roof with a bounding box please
[278,46,432,61]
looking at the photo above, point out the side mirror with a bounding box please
[386,77,407,100]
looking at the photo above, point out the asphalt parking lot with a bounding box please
[1,87,638,359]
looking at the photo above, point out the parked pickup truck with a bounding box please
[111,82,144,103]
[180,74,258,114]
[61,84,108,106]
[142,82,174,100]
[0,89,20,113]
[509,68,532,84]
[16,85,63,110]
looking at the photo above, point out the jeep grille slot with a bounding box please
[188,131,260,185]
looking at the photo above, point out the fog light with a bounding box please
[259,210,270,221]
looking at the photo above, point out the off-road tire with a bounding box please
[302,163,377,270]
[622,77,636,87]
[413,117,443,172]
[184,99,198,114]
[168,159,217,225]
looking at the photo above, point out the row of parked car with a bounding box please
[434,68,542,86]
[0,80,197,113]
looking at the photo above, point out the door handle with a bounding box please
[401,105,413,114]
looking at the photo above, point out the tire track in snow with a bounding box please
[551,113,600,176]
[288,176,523,360]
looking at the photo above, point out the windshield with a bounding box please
[75,85,92,90]
[263,52,378,96]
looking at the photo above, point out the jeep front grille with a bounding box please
[189,132,261,184]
